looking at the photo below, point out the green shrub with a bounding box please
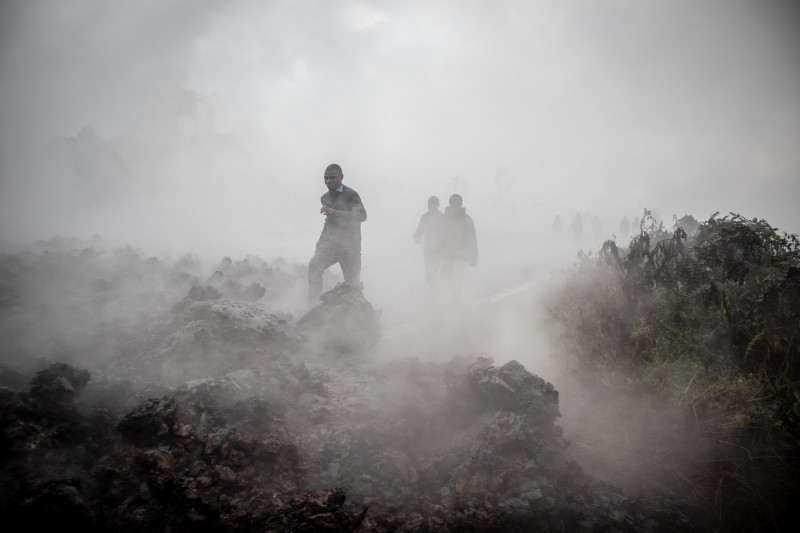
[547,210,800,531]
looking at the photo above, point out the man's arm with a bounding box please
[413,213,425,243]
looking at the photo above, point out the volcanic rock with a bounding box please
[297,283,381,356]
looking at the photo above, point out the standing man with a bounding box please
[413,195,444,289]
[569,213,583,242]
[308,163,367,304]
[439,194,478,304]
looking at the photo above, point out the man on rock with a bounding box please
[308,163,367,304]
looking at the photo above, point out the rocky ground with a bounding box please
[0,242,695,531]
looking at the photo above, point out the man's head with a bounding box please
[324,163,344,191]
[428,196,440,210]
[449,194,463,208]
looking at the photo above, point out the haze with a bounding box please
[1,0,799,298]
[2,3,800,510]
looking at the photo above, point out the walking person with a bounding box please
[413,195,444,290]
[439,194,478,305]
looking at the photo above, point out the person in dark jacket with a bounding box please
[308,163,367,304]
[413,195,444,289]
[439,194,477,303]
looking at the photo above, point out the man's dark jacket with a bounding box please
[317,185,367,249]
[442,206,478,264]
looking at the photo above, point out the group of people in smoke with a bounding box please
[306,163,478,306]
[551,212,640,243]
[412,193,478,303]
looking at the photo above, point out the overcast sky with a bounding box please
[1,0,798,268]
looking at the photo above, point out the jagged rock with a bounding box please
[116,396,178,448]
[265,487,368,532]
[468,358,561,423]
[0,363,29,394]
[242,281,267,301]
[0,245,707,531]
[297,283,381,356]
[1,354,695,532]
[29,362,91,407]
[188,284,221,300]
[6,479,96,530]
[138,299,304,383]
[207,270,224,285]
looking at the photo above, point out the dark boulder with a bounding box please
[29,362,91,407]
[297,283,381,356]
[116,396,178,448]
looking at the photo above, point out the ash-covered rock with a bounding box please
[29,362,91,408]
[116,395,178,448]
[297,283,381,356]
[0,245,308,379]
[128,298,305,384]
[201,255,293,304]
[188,284,221,301]
[0,244,696,531]
[265,488,368,532]
[1,353,694,532]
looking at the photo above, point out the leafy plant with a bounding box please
[547,209,800,531]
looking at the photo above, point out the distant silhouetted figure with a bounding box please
[413,196,444,289]
[552,214,564,237]
[619,216,631,243]
[308,163,367,304]
[439,194,478,305]
[569,213,583,241]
